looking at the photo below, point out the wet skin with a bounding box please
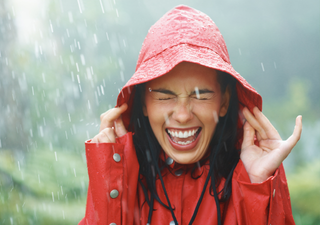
[143,62,230,164]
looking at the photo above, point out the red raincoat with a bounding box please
[80,5,295,225]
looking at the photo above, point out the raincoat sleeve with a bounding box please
[231,160,295,225]
[79,132,140,225]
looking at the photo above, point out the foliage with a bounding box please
[0,148,87,224]
[288,159,320,225]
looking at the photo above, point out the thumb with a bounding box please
[241,121,255,150]
[114,115,127,138]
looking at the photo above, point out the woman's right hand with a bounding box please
[91,103,128,143]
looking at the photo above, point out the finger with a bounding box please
[243,107,268,140]
[114,115,127,138]
[241,120,255,150]
[253,107,281,140]
[100,103,128,132]
[98,128,116,143]
[285,115,302,150]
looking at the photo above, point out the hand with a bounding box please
[240,107,302,183]
[91,103,128,143]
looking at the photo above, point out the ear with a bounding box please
[219,86,231,117]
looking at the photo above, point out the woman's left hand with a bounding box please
[240,107,302,183]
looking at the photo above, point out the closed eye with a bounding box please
[150,88,176,100]
[191,88,214,100]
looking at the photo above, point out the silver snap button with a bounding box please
[113,153,121,162]
[174,169,183,176]
[170,221,176,225]
[110,189,119,198]
[273,189,276,198]
[166,157,174,165]
[110,223,116,225]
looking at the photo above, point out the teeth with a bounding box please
[176,140,192,145]
[168,128,199,138]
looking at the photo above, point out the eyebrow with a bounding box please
[151,88,214,95]
[151,88,176,95]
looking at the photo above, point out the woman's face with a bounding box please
[143,62,230,164]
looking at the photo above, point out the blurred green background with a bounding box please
[0,0,319,224]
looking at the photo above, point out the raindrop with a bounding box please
[137,118,141,128]
[273,62,277,69]
[77,0,82,13]
[77,74,81,83]
[99,0,105,13]
[38,174,41,183]
[194,87,200,99]
[62,210,65,219]
[164,113,169,125]
[66,28,70,37]
[100,85,104,95]
[93,33,98,44]
[76,63,79,72]
[80,54,85,65]
[68,12,73,23]
[52,192,54,202]
[77,41,81,50]
[238,48,242,56]
[73,168,77,177]
[196,161,201,170]
[42,73,46,83]
[30,129,33,137]
[39,126,44,137]
[65,131,68,139]
[88,100,91,109]
[49,20,53,32]
[18,161,20,171]
[146,150,151,162]
[261,62,265,72]
[106,32,109,40]
[212,110,218,123]
[55,152,58,161]
[116,9,119,17]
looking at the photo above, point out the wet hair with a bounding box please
[129,70,239,224]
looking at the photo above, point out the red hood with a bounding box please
[116,5,262,147]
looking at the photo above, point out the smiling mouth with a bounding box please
[166,128,202,145]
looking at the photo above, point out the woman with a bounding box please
[80,5,302,225]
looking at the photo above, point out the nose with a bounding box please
[171,97,193,124]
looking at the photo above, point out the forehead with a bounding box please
[146,62,219,89]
